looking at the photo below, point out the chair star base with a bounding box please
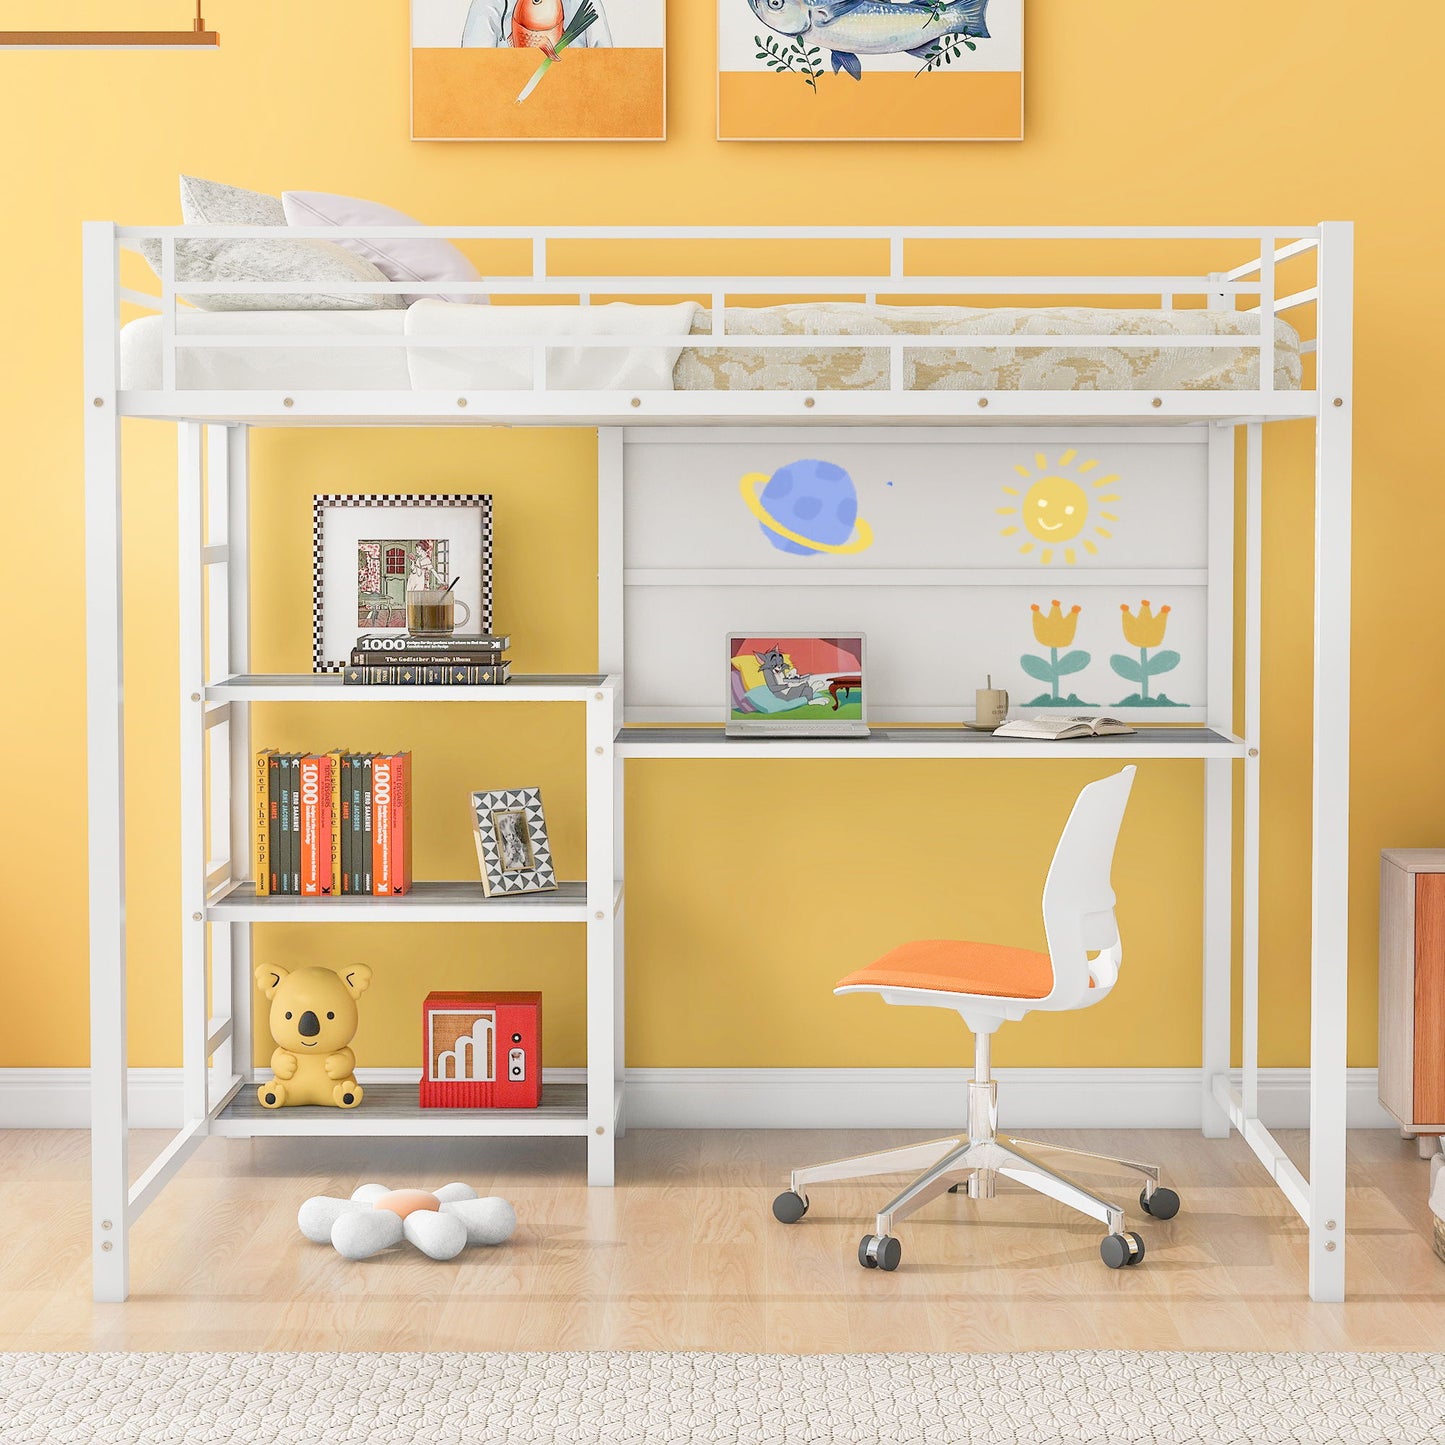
[776,1053,1179,1271]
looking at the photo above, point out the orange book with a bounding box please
[299,755,326,897]
[389,751,413,896]
[317,753,334,896]
[372,753,394,897]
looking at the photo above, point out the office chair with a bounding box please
[772,766,1181,1272]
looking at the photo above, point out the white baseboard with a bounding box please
[0,1066,1393,1132]
[623,1067,1394,1131]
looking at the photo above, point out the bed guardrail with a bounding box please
[92,224,1330,408]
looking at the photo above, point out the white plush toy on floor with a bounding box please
[298,1183,516,1261]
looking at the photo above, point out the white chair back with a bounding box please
[1039,767,1136,1011]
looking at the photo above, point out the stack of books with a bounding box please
[343,633,512,686]
[253,750,413,897]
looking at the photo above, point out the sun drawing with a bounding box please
[997,450,1122,566]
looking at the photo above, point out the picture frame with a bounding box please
[470,787,558,897]
[312,493,493,673]
[411,0,667,142]
[716,0,1023,142]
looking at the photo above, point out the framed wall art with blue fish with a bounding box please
[718,0,1023,141]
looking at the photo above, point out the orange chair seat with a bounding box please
[836,939,1054,1001]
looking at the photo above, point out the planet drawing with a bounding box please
[739,460,874,556]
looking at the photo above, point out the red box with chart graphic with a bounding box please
[419,991,542,1109]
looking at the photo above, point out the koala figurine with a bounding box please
[255,963,372,1109]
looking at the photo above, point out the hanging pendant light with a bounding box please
[0,2,219,48]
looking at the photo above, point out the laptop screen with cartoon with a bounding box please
[726,635,869,737]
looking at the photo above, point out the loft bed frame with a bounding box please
[82,222,1354,1303]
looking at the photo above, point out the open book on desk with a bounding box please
[993,714,1137,741]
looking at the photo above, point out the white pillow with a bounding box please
[135,175,402,312]
[283,190,488,306]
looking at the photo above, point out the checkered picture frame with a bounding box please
[470,787,558,897]
[312,493,493,673]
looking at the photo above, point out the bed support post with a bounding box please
[83,222,129,1303]
[224,427,254,1104]
[1201,424,1235,1138]
[597,430,627,1137]
[1308,221,1354,1303]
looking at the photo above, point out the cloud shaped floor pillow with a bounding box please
[283,190,488,306]
[135,175,401,311]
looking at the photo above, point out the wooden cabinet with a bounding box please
[1380,850,1445,1135]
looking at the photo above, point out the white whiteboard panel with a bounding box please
[625,435,1207,572]
[620,430,1213,724]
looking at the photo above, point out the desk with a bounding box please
[615,725,1247,761]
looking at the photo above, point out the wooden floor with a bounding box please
[1,1126,1441,1353]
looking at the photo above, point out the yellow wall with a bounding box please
[2,0,1440,1074]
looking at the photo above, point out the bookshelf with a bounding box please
[142,421,627,1271]
[187,656,623,1171]
[187,657,623,1165]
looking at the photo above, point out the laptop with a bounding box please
[726,634,870,738]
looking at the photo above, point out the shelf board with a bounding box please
[210,1082,590,1137]
[614,725,1249,761]
[208,878,601,923]
[207,674,609,703]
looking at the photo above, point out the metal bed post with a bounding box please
[597,430,625,677]
[1242,424,1263,1131]
[224,427,254,1103]
[1201,422,1236,1138]
[586,680,619,1184]
[597,430,627,1138]
[178,423,209,1131]
[1309,221,1354,1302]
[612,689,626,1139]
[202,427,233,1093]
[588,427,622,1180]
[83,221,129,1303]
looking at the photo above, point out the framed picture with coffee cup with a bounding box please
[470,787,558,897]
[312,493,493,672]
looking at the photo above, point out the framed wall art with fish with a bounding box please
[718,0,1023,141]
[412,0,666,140]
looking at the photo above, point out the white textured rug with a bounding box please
[1,1351,1442,1443]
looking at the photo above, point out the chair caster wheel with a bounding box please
[772,1190,808,1224]
[1100,1231,1146,1269]
[858,1234,901,1271]
[1140,1185,1180,1220]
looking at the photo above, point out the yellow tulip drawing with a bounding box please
[1031,600,1081,648]
[1022,601,1094,707]
[1112,600,1184,707]
[1120,600,1171,649]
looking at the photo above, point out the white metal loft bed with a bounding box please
[83,222,1353,1303]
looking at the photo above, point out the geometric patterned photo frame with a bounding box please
[311,493,493,673]
[470,787,558,897]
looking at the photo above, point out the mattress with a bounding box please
[119,302,1301,393]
